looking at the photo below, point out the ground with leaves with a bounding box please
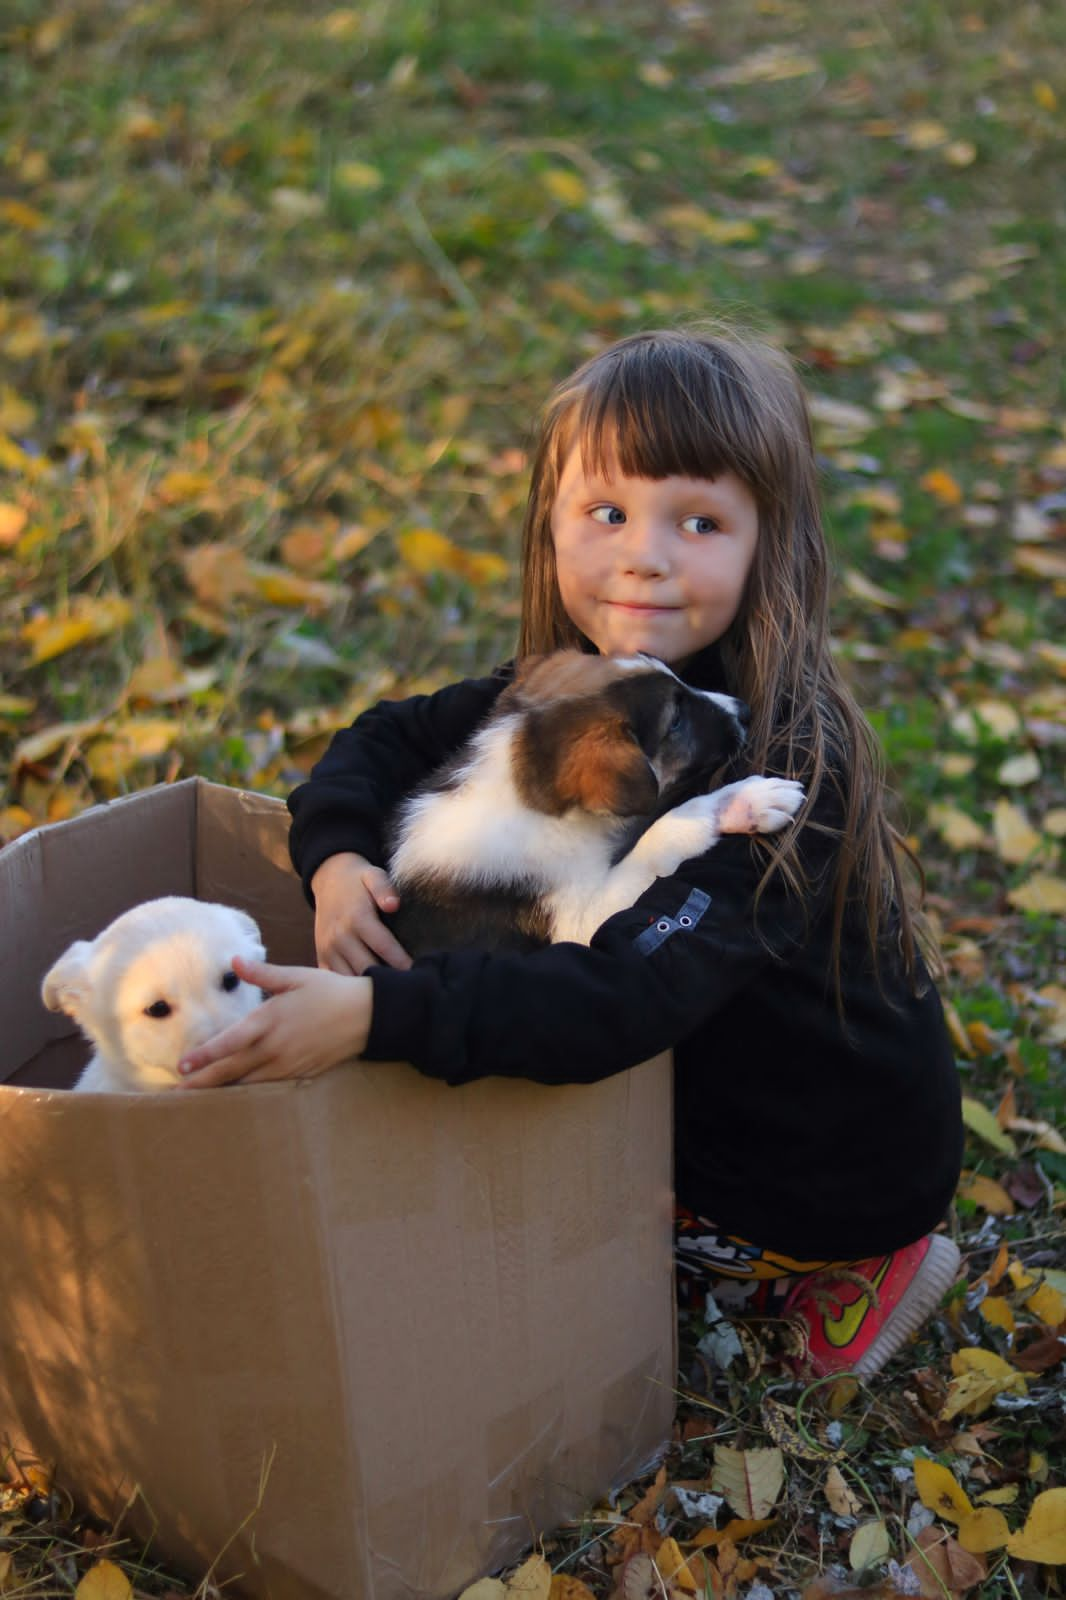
[1,0,1064,1596]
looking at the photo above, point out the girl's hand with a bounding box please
[177,954,373,1088]
[311,851,412,975]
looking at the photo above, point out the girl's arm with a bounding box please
[287,668,513,897]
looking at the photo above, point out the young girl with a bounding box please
[179,328,964,1378]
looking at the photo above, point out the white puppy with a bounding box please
[41,897,266,1092]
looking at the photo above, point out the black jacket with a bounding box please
[287,651,962,1261]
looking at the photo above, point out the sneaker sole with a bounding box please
[852,1234,961,1378]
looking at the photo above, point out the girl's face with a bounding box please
[550,447,759,669]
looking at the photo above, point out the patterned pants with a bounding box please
[674,1204,851,1314]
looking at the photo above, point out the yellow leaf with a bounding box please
[655,1538,698,1592]
[903,119,950,149]
[920,469,964,506]
[993,799,1044,863]
[75,1562,133,1600]
[1008,874,1066,915]
[1008,1260,1035,1291]
[14,717,101,767]
[957,1507,1010,1553]
[0,199,47,231]
[914,1458,975,1524]
[944,1001,975,1058]
[1034,81,1058,111]
[336,161,383,192]
[977,1484,1019,1506]
[157,469,215,504]
[1025,1282,1066,1327]
[458,1583,507,1600]
[398,526,464,576]
[542,169,588,207]
[1007,1487,1066,1564]
[941,1350,1030,1421]
[1028,1450,1049,1483]
[957,1174,1014,1215]
[505,1554,551,1600]
[710,1445,785,1519]
[456,549,509,586]
[945,140,978,167]
[961,1097,1016,1155]
[247,562,347,612]
[929,805,986,852]
[0,503,28,547]
[978,1297,1015,1333]
[22,596,132,664]
[548,1580,597,1600]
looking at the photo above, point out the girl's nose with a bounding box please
[620,521,670,576]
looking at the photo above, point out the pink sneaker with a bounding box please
[783,1234,961,1379]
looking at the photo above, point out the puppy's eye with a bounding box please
[221,970,240,992]
[145,1000,172,1019]
[669,707,685,734]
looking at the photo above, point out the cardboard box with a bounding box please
[0,778,676,1600]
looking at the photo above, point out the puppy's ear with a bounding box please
[41,940,95,1020]
[231,909,266,961]
[556,715,659,815]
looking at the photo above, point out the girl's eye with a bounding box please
[590,505,626,526]
[681,515,720,535]
[145,999,172,1019]
[221,970,240,992]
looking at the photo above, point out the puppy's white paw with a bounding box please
[717,777,805,836]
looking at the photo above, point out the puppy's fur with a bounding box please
[42,897,266,1092]
[387,651,804,954]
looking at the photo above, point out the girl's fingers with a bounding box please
[179,1045,269,1088]
[320,933,371,975]
[364,867,400,914]
[231,954,301,993]
[178,1009,268,1078]
[361,922,412,972]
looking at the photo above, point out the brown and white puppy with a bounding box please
[386,651,804,955]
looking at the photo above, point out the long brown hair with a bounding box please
[517,326,922,995]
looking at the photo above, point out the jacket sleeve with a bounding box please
[363,778,848,1085]
[287,670,512,899]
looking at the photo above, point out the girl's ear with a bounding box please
[41,940,95,1020]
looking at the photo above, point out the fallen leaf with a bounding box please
[825,1464,862,1517]
[548,1580,597,1600]
[956,1507,1010,1554]
[957,1174,1014,1215]
[929,805,986,852]
[505,1554,551,1600]
[904,1526,986,1596]
[997,752,1042,787]
[941,1349,1030,1420]
[1006,1487,1066,1563]
[920,469,964,505]
[654,1538,698,1592]
[850,1520,891,1569]
[914,1457,974,1524]
[978,1296,1015,1333]
[75,1564,133,1600]
[22,596,133,664]
[1008,874,1066,914]
[1025,1282,1066,1326]
[710,1445,785,1519]
[0,503,28,547]
[458,1583,506,1600]
[992,799,1044,864]
[961,1098,1016,1155]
